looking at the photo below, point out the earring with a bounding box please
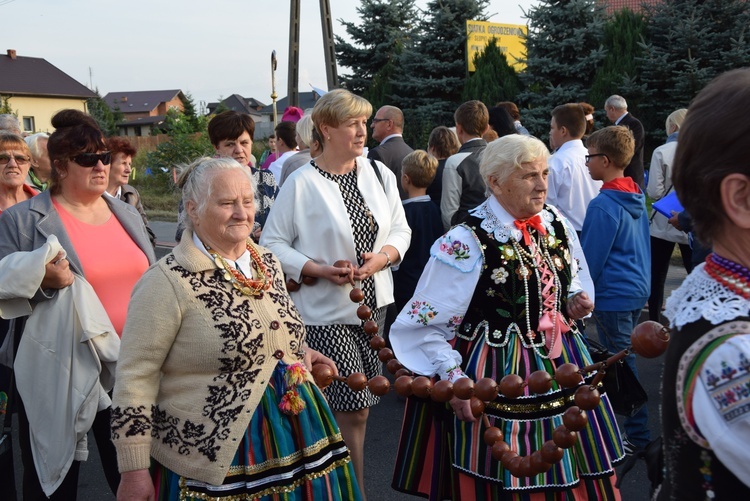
[327,136,331,141]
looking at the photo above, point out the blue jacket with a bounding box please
[581,187,650,311]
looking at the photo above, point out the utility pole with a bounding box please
[271,51,279,126]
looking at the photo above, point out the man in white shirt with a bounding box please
[266,121,297,182]
[547,103,602,234]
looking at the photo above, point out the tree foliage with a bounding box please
[517,0,606,138]
[87,89,122,137]
[462,38,521,105]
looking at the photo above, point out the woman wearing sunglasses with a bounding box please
[0,109,155,500]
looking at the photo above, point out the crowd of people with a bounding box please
[1,67,749,501]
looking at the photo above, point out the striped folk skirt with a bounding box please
[393,329,624,500]
[152,365,361,500]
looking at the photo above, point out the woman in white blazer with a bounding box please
[261,89,410,499]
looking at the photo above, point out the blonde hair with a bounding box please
[665,109,688,135]
[402,150,438,188]
[311,89,372,141]
[479,134,550,187]
[295,114,314,148]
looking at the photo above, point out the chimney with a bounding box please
[7,49,17,59]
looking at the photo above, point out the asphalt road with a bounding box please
[9,221,684,500]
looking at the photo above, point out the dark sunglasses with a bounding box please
[71,151,111,167]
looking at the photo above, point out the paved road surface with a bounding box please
[11,221,686,500]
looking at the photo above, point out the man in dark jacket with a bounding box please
[605,94,645,189]
[368,105,413,199]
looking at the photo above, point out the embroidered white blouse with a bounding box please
[390,196,594,379]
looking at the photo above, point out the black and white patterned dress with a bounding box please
[304,161,385,412]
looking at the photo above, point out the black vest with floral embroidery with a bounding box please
[456,206,574,348]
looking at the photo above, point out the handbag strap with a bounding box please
[369,159,386,193]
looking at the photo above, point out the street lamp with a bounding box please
[271,50,278,127]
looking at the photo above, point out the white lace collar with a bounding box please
[469,197,556,243]
[664,264,750,329]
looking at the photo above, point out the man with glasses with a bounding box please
[368,105,413,199]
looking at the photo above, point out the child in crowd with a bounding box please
[581,125,651,454]
[393,150,444,312]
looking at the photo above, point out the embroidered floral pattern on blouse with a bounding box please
[546,234,561,249]
[447,315,464,333]
[408,300,438,326]
[499,245,516,261]
[486,288,497,297]
[515,264,531,280]
[438,237,471,261]
[491,267,509,284]
[563,248,571,264]
[553,256,564,270]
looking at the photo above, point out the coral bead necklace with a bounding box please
[206,239,271,297]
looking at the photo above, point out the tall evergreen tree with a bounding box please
[637,0,750,137]
[179,92,204,133]
[87,89,121,137]
[588,9,647,118]
[517,0,606,138]
[462,38,521,105]
[394,0,489,147]
[335,0,417,109]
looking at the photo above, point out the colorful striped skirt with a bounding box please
[152,365,361,500]
[393,329,624,500]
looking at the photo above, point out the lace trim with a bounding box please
[664,265,750,329]
[470,200,556,243]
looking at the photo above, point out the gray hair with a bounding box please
[665,109,688,135]
[479,134,550,187]
[176,157,256,231]
[605,95,627,111]
[25,132,49,160]
[0,114,21,135]
[296,114,313,149]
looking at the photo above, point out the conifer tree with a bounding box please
[87,89,121,137]
[517,0,606,138]
[462,38,521,105]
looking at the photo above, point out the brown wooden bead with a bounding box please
[386,358,404,374]
[554,363,583,388]
[527,370,553,394]
[349,287,365,303]
[286,278,301,292]
[484,426,504,447]
[394,375,413,397]
[499,374,525,399]
[490,440,510,461]
[505,455,523,476]
[470,397,485,418]
[431,380,454,403]
[474,377,499,401]
[530,451,553,474]
[630,320,671,358]
[369,335,386,351]
[452,377,475,400]
[562,406,588,432]
[378,347,395,363]
[346,372,368,392]
[552,425,578,449]
[500,450,519,469]
[363,320,379,335]
[302,275,318,286]
[311,364,333,389]
[394,368,412,378]
[357,304,372,320]
[412,376,433,399]
[540,440,564,463]
[368,375,390,396]
[574,385,601,411]
[517,456,535,478]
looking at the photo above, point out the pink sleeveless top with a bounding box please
[54,199,149,336]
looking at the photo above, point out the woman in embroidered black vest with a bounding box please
[110,157,361,501]
[658,69,750,499]
[390,134,624,500]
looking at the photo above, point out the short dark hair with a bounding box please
[208,111,255,147]
[106,136,137,157]
[275,121,297,149]
[428,126,460,159]
[585,126,634,169]
[673,68,750,244]
[488,106,517,138]
[454,100,489,137]
[402,150,438,188]
[47,109,106,194]
[495,101,521,121]
[552,103,586,139]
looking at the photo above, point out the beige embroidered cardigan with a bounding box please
[111,231,308,485]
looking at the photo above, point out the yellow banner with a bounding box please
[466,20,527,72]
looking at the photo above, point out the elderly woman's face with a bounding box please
[215,131,253,167]
[324,115,368,158]
[190,169,255,251]
[108,153,132,189]
[488,157,548,220]
[0,147,32,189]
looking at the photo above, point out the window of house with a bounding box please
[22,116,35,132]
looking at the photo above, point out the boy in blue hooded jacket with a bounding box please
[581,125,651,454]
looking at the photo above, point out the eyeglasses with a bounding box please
[371,118,390,124]
[585,153,608,163]
[71,151,111,167]
[0,153,31,166]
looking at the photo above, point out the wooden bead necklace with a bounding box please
[207,240,271,297]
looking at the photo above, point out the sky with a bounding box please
[3,0,536,111]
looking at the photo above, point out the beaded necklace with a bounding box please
[704,253,750,299]
[206,240,271,297]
